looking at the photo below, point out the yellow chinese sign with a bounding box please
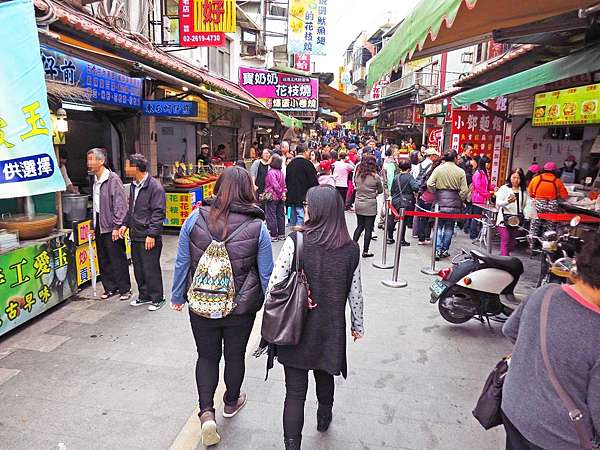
[75,241,100,286]
[165,192,193,227]
[533,83,600,127]
[193,0,236,33]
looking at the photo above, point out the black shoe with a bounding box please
[435,251,441,261]
[371,235,378,240]
[284,437,302,450]
[400,241,411,247]
[362,252,374,258]
[317,404,333,432]
[442,250,451,258]
[386,238,395,245]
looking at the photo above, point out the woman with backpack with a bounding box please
[262,185,364,450]
[264,155,287,241]
[387,160,419,246]
[170,167,274,447]
[416,157,443,245]
[352,155,383,258]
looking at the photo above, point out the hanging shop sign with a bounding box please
[178,0,236,47]
[428,128,443,153]
[450,110,504,159]
[288,0,328,55]
[532,83,600,127]
[41,46,143,109]
[0,233,76,338]
[142,100,198,117]
[0,0,65,198]
[293,53,311,72]
[238,67,319,111]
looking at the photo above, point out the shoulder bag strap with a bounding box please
[196,210,212,239]
[296,231,303,273]
[540,286,597,450]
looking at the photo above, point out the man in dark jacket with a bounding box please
[285,145,318,226]
[87,148,131,300]
[120,154,166,311]
[427,150,468,259]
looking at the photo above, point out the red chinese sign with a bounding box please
[450,110,504,159]
[293,54,311,73]
[179,0,235,47]
[428,128,443,153]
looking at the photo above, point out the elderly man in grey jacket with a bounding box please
[87,147,131,300]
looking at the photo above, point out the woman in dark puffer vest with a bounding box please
[170,167,274,447]
[262,185,365,450]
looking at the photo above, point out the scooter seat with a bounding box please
[471,250,524,276]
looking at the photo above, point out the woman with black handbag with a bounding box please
[262,185,365,450]
[495,169,528,256]
[387,160,419,246]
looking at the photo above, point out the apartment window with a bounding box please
[475,42,488,64]
[209,40,231,79]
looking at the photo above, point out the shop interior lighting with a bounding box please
[62,102,93,112]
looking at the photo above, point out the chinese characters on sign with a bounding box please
[179,0,236,47]
[451,110,504,160]
[288,0,328,55]
[142,101,199,117]
[41,47,143,109]
[238,67,319,111]
[293,53,311,72]
[532,83,600,127]
[0,1,65,198]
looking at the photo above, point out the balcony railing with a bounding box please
[382,70,440,98]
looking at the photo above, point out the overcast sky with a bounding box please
[311,0,421,74]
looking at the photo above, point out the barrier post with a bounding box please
[421,203,440,275]
[373,200,394,269]
[382,208,408,288]
[485,211,493,254]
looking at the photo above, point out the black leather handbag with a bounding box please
[261,232,313,346]
[472,355,511,430]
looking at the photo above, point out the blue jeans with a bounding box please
[436,220,455,253]
[289,206,305,226]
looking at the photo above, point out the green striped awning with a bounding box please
[452,46,600,107]
[276,112,303,129]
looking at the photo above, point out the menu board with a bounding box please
[533,83,600,127]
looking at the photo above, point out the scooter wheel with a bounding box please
[438,290,474,324]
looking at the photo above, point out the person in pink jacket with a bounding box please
[468,157,491,241]
[264,155,287,241]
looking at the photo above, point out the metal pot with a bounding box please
[62,194,88,222]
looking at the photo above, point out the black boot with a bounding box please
[284,437,301,450]
[316,403,333,432]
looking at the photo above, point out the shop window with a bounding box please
[546,127,584,141]
[209,40,231,79]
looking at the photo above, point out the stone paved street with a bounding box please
[0,215,542,450]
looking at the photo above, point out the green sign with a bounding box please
[0,235,76,337]
[533,83,600,127]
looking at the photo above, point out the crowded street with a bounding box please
[2,0,600,449]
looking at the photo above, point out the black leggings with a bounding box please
[353,214,376,252]
[283,365,335,439]
[501,410,544,450]
[189,312,255,413]
[336,187,348,205]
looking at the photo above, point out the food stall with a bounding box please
[163,162,218,228]
[0,0,77,337]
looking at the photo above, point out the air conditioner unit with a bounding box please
[461,52,474,64]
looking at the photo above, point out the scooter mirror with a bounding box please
[570,215,581,227]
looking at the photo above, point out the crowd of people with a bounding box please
[83,133,596,450]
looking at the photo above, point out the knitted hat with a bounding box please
[528,164,541,173]
[544,161,558,171]
[319,160,332,171]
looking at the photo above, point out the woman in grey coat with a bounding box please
[352,155,383,258]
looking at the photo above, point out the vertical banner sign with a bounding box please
[293,54,311,72]
[450,110,504,160]
[288,0,328,55]
[179,0,236,47]
[0,0,66,198]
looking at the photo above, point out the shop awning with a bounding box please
[276,112,304,129]
[367,0,599,87]
[452,45,600,107]
[318,82,364,115]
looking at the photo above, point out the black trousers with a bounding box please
[335,187,348,205]
[265,200,286,237]
[283,365,335,439]
[96,229,130,294]
[501,410,544,450]
[353,214,375,252]
[131,239,163,302]
[189,312,255,413]
[416,199,433,242]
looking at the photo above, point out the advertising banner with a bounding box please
[238,67,319,111]
[288,0,328,55]
[0,0,66,198]
[532,83,600,127]
[450,110,504,160]
[142,100,198,117]
[293,53,311,72]
[179,0,236,47]
[0,234,76,337]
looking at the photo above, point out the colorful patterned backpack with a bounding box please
[187,212,251,319]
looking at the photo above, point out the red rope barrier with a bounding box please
[387,202,483,221]
[538,213,600,223]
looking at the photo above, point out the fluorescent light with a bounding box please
[182,86,189,92]
[62,102,93,112]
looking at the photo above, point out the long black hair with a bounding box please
[505,168,526,191]
[355,154,378,180]
[299,185,352,250]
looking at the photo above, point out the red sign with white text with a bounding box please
[450,110,504,159]
[179,0,226,47]
[293,54,311,72]
[428,128,443,153]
